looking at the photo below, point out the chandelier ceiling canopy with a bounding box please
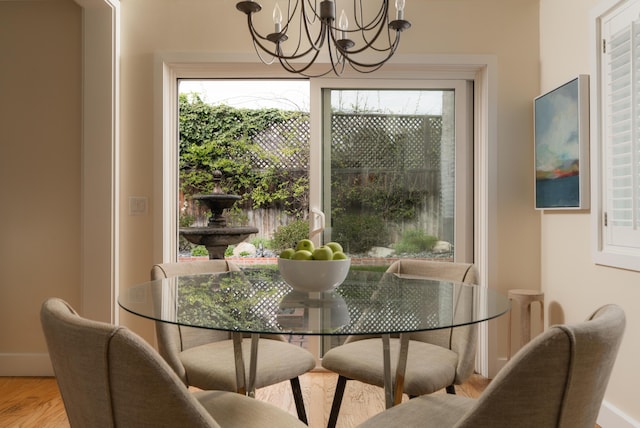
[236,0,411,77]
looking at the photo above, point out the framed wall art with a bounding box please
[534,75,590,210]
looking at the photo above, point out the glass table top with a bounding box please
[119,267,510,336]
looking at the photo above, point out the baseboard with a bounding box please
[0,353,53,376]
[597,400,640,428]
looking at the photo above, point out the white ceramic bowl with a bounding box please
[278,258,351,292]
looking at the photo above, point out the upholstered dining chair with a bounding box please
[358,304,626,428]
[321,259,479,427]
[40,297,307,428]
[151,260,316,423]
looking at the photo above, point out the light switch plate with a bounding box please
[129,196,148,216]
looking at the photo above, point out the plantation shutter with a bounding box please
[602,0,640,250]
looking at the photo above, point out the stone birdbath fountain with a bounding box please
[180,170,258,259]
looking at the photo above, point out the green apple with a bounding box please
[312,246,333,260]
[332,251,348,260]
[295,239,315,253]
[291,249,313,260]
[325,241,343,254]
[279,248,295,259]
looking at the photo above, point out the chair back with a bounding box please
[383,259,479,383]
[385,259,477,284]
[456,304,626,428]
[150,260,240,383]
[40,298,219,428]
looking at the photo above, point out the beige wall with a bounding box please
[0,0,81,373]
[540,0,640,423]
[5,0,636,425]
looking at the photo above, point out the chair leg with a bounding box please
[446,384,456,394]
[290,377,308,425]
[327,375,348,428]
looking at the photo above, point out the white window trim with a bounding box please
[590,0,640,271]
[154,53,500,376]
[76,0,120,324]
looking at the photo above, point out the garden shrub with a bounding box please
[191,245,209,257]
[332,213,387,254]
[393,229,438,254]
[272,219,309,251]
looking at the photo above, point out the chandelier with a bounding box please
[236,0,411,76]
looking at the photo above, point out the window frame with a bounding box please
[590,0,640,271]
[154,54,499,376]
[309,79,474,263]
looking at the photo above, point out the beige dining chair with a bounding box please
[358,304,626,428]
[40,298,307,428]
[151,260,316,423]
[321,259,478,428]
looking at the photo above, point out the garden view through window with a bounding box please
[179,79,456,261]
[178,79,461,265]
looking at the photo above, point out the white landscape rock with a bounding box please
[367,246,395,258]
[233,242,257,257]
[432,241,452,253]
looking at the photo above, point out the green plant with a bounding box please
[272,219,309,251]
[226,207,249,227]
[393,229,438,254]
[191,245,209,257]
[332,213,387,254]
[239,251,251,257]
[250,236,273,250]
[224,245,235,257]
[179,212,196,227]
[179,94,310,215]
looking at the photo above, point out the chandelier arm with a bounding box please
[247,14,323,61]
[344,21,404,56]
[328,18,395,58]
[343,34,402,69]
[251,32,319,62]
[281,4,308,59]
[325,37,346,76]
[302,0,321,25]
[300,0,329,52]
[348,13,394,55]
[349,0,388,31]
[347,62,387,74]
[278,48,325,75]
[252,38,277,65]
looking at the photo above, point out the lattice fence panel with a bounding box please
[248,113,442,172]
[330,113,442,171]
[183,112,445,248]
[251,117,310,170]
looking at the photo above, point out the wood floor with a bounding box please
[0,371,489,427]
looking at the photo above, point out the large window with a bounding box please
[177,80,472,264]
[317,82,473,263]
[592,0,640,271]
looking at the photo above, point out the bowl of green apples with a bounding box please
[277,240,350,292]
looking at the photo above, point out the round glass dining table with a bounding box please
[119,267,510,408]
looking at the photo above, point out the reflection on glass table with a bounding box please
[119,268,510,408]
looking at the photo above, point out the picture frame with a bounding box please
[534,75,590,210]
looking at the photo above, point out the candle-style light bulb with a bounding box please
[338,9,348,39]
[395,0,405,20]
[273,3,283,33]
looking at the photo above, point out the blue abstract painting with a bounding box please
[534,76,588,209]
